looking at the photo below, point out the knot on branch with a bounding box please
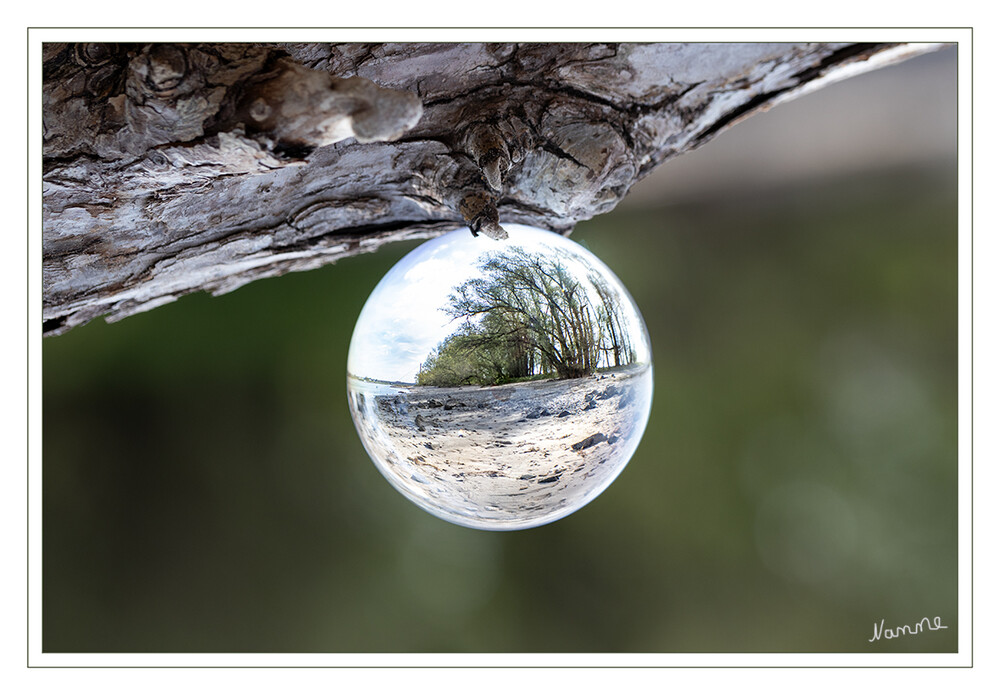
[463,123,510,192]
[460,116,534,192]
[127,44,196,101]
[234,58,423,150]
[72,42,123,68]
[65,43,128,99]
[142,44,188,95]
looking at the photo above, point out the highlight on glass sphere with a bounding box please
[347,224,653,530]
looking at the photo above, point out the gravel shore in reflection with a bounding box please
[348,363,652,529]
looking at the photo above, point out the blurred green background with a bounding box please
[42,48,958,653]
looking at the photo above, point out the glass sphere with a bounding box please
[347,224,653,530]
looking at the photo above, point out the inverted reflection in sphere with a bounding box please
[347,224,653,530]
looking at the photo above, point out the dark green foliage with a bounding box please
[41,167,958,653]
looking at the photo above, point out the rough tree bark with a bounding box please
[42,42,937,336]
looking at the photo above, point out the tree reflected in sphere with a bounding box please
[347,224,653,530]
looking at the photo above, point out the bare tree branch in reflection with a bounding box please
[417,246,638,386]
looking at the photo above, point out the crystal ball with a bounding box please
[347,224,653,530]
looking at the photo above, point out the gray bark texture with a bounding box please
[42,41,935,336]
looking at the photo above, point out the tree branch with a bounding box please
[42,41,938,336]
